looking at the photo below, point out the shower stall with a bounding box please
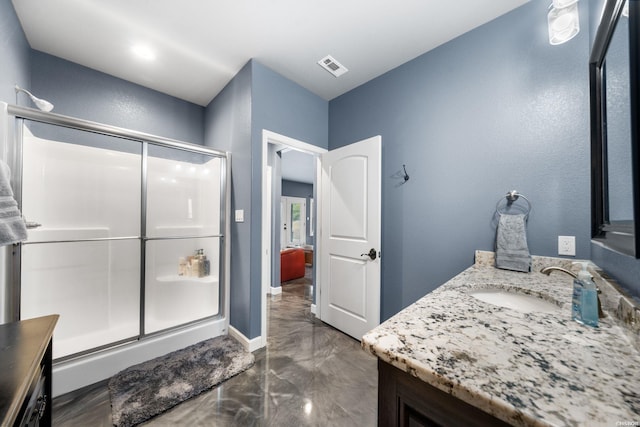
[0,103,230,395]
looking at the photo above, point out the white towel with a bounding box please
[0,160,27,245]
[495,213,531,273]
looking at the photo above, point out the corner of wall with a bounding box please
[228,325,264,353]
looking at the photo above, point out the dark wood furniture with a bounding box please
[0,315,58,427]
[303,248,313,266]
[378,360,510,427]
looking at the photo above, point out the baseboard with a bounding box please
[310,304,317,315]
[270,285,282,295]
[228,325,264,353]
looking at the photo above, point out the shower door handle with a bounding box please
[24,220,42,229]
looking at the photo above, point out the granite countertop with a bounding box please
[362,251,640,426]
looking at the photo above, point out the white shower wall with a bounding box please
[22,131,141,238]
[21,237,140,358]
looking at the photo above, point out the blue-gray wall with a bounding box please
[329,0,593,319]
[204,61,253,336]
[30,51,204,144]
[0,0,30,105]
[205,60,328,339]
[249,61,327,337]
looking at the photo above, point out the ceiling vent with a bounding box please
[318,55,348,77]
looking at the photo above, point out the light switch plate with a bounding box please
[235,209,244,223]
[558,235,575,256]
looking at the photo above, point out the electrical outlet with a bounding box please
[558,235,576,256]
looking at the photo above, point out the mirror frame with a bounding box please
[590,0,640,257]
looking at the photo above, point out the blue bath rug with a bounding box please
[108,335,254,427]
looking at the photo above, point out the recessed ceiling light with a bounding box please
[131,44,156,60]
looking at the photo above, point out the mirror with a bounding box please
[590,0,640,257]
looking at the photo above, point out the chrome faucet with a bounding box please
[540,266,577,278]
[540,266,604,318]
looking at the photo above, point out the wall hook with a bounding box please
[402,164,410,183]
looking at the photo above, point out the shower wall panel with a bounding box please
[22,127,141,240]
[144,145,222,333]
[21,239,140,359]
[19,124,143,359]
[144,237,220,334]
[146,146,221,238]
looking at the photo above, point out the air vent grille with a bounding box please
[318,55,348,77]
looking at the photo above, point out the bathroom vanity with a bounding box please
[362,251,640,426]
[0,315,58,426]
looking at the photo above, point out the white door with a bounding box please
[320,135,381,339]
[281,196,307,247]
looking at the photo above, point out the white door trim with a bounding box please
[261,130,327,348]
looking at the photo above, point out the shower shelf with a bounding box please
[156,275,217,284]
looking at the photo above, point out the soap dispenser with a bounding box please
[572,262,598,328]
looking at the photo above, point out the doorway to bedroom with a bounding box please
[260,131,326,346]
[277,150,315,291]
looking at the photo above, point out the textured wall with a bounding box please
[247,61,327,337]
[30,51,204,145]
[205,60,327,339]
[204,61,253,335]
[0,0,30,105]
[329,0,592,319]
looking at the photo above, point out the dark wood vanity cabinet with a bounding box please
[0,315,58,427]
[378,360,511,427]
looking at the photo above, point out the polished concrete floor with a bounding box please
[52,278,378,426]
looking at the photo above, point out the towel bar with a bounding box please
[495,190,531,216]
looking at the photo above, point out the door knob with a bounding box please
[360,248,377,260]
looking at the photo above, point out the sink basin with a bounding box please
[468,289,561,313]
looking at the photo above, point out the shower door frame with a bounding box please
[5,104,230,361]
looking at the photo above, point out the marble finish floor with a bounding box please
[52,280,378,426]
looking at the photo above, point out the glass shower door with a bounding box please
[144,145,222,334]
[19,121,142,359]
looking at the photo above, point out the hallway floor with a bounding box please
[52,280,378,426]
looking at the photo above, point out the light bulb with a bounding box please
[548,2,580,45]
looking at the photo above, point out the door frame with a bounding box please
[260,130,327,347]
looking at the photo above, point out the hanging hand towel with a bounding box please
[0,160,28,245]
[495,213,531,273]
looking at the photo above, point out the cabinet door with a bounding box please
[378,360,511,427]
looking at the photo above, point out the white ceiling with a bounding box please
[12,0,529,106]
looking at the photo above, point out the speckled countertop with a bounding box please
[362,251,640,426]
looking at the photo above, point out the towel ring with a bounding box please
[495,190,531,216]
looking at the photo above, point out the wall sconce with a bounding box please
[623,0,629,17]
[548,0,580,45]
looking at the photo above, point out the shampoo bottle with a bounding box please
[573,262,598,327]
